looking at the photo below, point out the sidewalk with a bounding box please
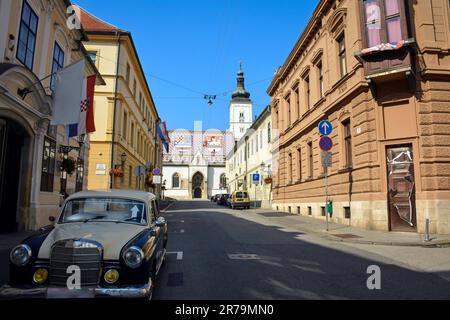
[249,209,450,248]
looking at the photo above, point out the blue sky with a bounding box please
[75,0,319,131]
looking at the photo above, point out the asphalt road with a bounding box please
[153,200,450,300]
[1,200,449,300]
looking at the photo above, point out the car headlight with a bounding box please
[123,246,144,269]
[10,244,32,266]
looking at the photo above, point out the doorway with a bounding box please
[0,118,26,233]
[192,172,204,199]
[386,145,417,232]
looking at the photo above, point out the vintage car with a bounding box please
[0,190,168,300]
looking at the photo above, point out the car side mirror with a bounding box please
[156,217,166,227]
[49,216,56,223]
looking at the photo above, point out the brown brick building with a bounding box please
[268,0,450,234]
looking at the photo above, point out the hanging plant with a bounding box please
[61,157,76,175]
[110,168,124,178]
[264,177,273,185]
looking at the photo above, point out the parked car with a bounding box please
[230,191,251,210]
[0,190,167,300]
[213,194,221,202]
[218,194,231,206]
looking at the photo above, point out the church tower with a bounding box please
[229,64,253,142]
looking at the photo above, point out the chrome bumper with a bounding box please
[0,279,152,300]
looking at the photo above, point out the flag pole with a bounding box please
[17,58,87,100]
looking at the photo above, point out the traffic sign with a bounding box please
[321,152,332,168]
[134,166,146,177]
[319,137,333,152]
[319,120,333,136]
[153,167,161,176]
[252,173,260,184]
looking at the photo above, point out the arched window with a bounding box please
[172,173,180,189]
[220,174,227,189]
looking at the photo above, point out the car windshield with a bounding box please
[59,198,148,225]
[235,192,248,198]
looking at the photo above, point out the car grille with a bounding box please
[49,240,102,287]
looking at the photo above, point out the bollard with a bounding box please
[424,219,431,242]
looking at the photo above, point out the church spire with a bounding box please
[232,63,251,101]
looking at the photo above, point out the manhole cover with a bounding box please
[167,273,184,287]
[332,234,363,239]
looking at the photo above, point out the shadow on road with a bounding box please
[156,200,450,300]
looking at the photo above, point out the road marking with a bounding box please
[170,229,185,234]
[167,251,184,260]
[228,254,261,260]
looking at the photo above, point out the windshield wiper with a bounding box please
[83,215,107,223]
[115,217,138,224]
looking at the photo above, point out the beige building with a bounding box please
[77,7,164,197]
[226,107,274,209]
[268,0,450,234]
[0,0,103,231]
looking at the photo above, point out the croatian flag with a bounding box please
[69,75,96,137]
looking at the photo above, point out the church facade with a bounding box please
[163,66,253,200]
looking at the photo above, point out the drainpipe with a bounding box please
[109,33,122,189]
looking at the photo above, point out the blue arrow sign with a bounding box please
[319,120,333,136]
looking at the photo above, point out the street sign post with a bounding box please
[319,136,333,152]
[134,166,146,190]
[319,120,333,136]
[321,151,332,168]
[252,173,260,209]
[318,121,333,232]
[153,167,161,176]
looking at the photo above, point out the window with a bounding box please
[308,206,312,216]
[17,1,38,70]
[268,122,272,143]
[286,95,291,127]
[305,76,311,110]
[308,142,313,178]
[51,42,65,91]
[338,34,347,77]
[122,112,128,141]
[363,0,405,47]
[297,148,302,182]
[172,173,180,188]
[41,138,56,192]
[344,207,351,219]
[294,85,300,119]
[125,63,131,84]
[220,174,227,189]
[131,122,135,148]
[87,51,97,65]
[133,79,137,97]
[343,120,353,167]
[239,112,245,123]
[321,206,326,217]
[288,153,293,183]
[317,62,324,98]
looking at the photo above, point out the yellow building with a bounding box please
[0,0,103,231]
[226,107,274,209]
[77,7,163,195]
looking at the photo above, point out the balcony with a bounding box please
[354,38,417,97]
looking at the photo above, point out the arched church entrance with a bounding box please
[192,172,204,199]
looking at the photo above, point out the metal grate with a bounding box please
[50,241,102,287]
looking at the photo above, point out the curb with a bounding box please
[161,200,176,213]
[255,213,450,248]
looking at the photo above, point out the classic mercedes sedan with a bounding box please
[0,190,168,300]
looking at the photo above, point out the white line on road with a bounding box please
[228,254,261,260]
[167,251,184,260]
